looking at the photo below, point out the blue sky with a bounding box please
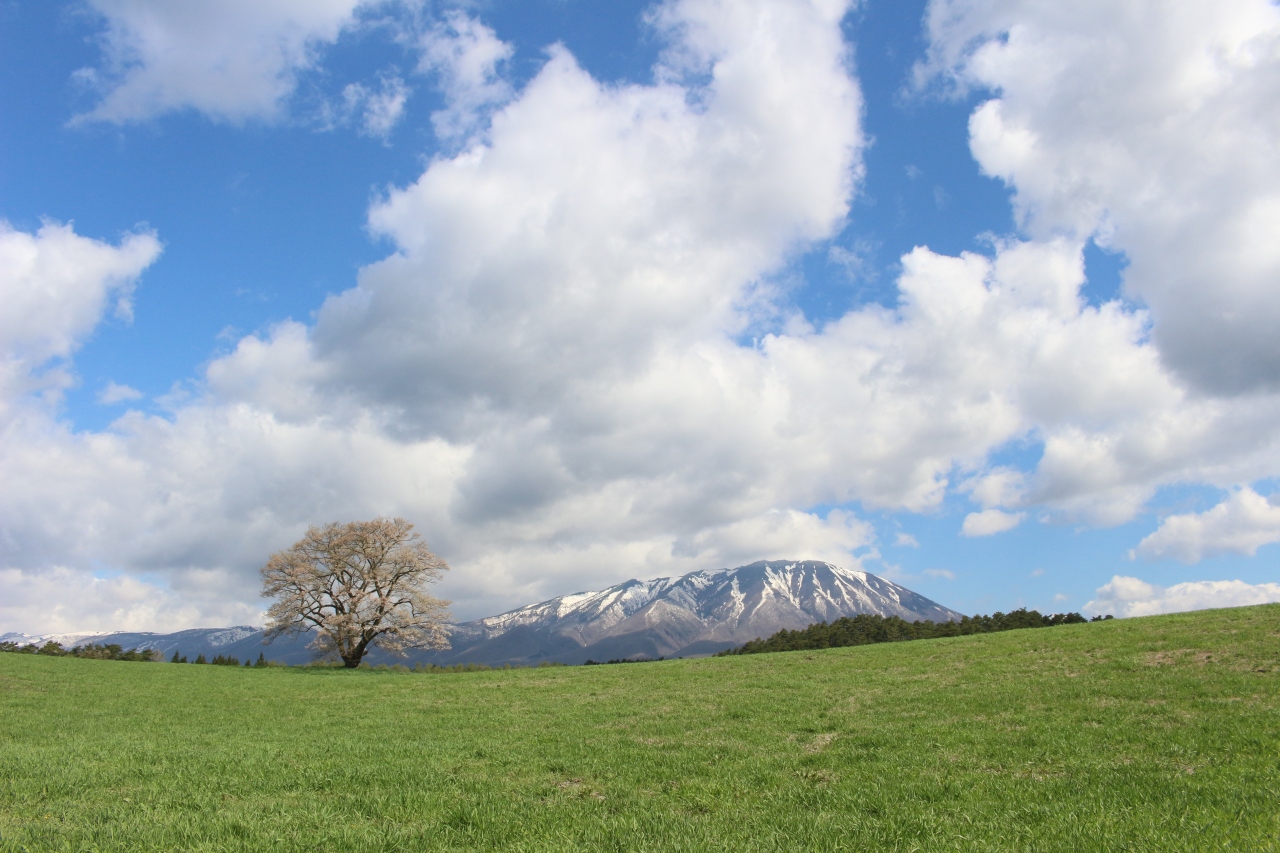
[2,0,1279,633]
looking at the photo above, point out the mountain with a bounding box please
[2,561,961,666]
[436,560,963,664]
[0,626,317,664]
[0,631,102,647]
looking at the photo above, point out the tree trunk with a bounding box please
[341,636,371,668]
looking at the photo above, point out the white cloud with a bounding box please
[0,567,264,635]
[76,0,369,124]
[7,0,1280,634]
[924,568,955,580]
[920,0,1280,394]
[674,509,875,570]
[1135,488,1280,562]
[827,240,878,284]
[339,75,410,138]
[97,381,144,405]
[961,508,1025,537]
[1086,574,1280,617]
[0,221,160,409]
[962,466,1026,509]
[3,0,872,629]
[416,11,513,141]
[895,532,920,548]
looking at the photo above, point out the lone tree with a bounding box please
[260,518,451,668]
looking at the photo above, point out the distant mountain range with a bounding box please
[0,625,289,663]
[2,560,962,666]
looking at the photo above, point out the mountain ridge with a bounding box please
[445,560,962,663]
[2,560,961,666]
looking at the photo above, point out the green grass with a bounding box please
[2,606,1278,852]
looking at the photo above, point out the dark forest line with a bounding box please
[0,641,159,662]
[717,609,1112,656]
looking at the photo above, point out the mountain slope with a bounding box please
[439,560,962,664]
[4,561,961,666]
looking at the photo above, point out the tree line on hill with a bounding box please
[0,642,280,666]
[583,657,670,665]
[0,640,570,671]
[0,641,160,661]
[169,651,273,666]
[717,609,1113,656]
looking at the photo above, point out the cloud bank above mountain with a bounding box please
[2,0,1279,633]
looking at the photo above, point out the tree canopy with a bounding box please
[260,518,451,668]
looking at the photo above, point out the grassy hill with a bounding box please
[1,605,1277,852]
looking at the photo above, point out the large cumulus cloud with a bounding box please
[920,0,1280,394]
[4,0,875,629]
[4,0,1280,633]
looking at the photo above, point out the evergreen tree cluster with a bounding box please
[0,641,158,662]
[717,609,1111,657]
[169,651,271,666]
[583,657,667,665]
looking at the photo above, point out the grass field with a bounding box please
[1,606,1278,852]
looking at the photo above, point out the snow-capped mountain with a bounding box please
[0,626,286,661]
[0,632,44,646]
[1,561,962,666]
[436,560,962,664]
[0,631,102,647]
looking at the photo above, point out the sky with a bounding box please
[2,0,1280,635]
